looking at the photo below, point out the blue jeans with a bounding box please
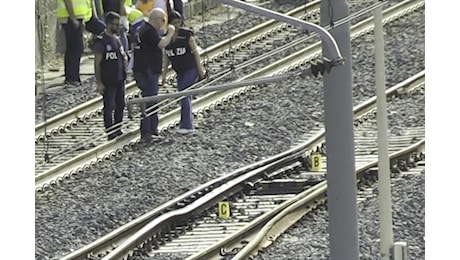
[134,69,160,137]
[103,80,126,135]
[177,68,198,129]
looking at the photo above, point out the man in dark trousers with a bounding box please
[93,11,129,140]
[133,7,175,142]
[57,0,106,86]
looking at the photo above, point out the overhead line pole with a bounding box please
[125,1,360,259]
[215,0,358,259]
[320,0,359,259]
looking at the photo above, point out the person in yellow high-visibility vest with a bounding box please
[57,0,106,86]
[126,5,146,34]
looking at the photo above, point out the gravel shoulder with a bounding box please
[35,2,425,259]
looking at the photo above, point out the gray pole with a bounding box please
[374,5,394,260]
[320,0,359,259]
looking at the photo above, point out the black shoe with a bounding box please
[140,134,152,143]
[64,80,82,87]
[114,130,123,137]
[108,130,123,141]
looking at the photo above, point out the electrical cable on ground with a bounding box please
[201,1,210,78]
[225,4,236,78]
[36,2,50,163]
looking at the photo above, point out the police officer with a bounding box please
[100,0,130,55]
[93,11,129,140]
[133,8,175,142]
[57,0,106,86]
[162,11,205,134]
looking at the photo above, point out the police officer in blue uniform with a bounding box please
[93,11,129,140]
[133,8,175,142]
[162,11,205,134]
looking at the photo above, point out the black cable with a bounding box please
[225,4,235,76]
[328,0,335,27]
[201,0,210,77]
[303,2,310,35]
[36,2,50,163]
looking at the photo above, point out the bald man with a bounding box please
[133,7,175,142]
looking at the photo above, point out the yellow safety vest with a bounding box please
[84,0,93,22]
[136,0,154,17]
[125,6,144,25]
[125,0,133,7]
[57,0,90,19]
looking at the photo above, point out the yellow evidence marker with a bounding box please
[311,153,322,171]
[218,201,230,219]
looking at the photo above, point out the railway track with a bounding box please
[35,0,324,189]
[35,1,425,258]
[35,0,424,192]
[60,71,425,260]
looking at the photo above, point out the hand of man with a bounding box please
[71,18,80,29]
[97,83,105,95]
[121,16,129,32]
[198,67,206,80]
[166,24,175,34]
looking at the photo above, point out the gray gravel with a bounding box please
[34,0,308,124]
[254,172,425,260]
[34,0,383,123]
[35,1,424,260]
[253,91,425,260]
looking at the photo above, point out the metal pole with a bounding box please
[320,0,359,259]
[127,71,307,104]
[374,5,394,260]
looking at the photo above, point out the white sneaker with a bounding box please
[176,128,195,134]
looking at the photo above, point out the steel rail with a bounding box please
[35,0,328,190]
[190,140,425,260]
[34,0,323,139]
[35,0,424,192]
[61,70,424,259]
